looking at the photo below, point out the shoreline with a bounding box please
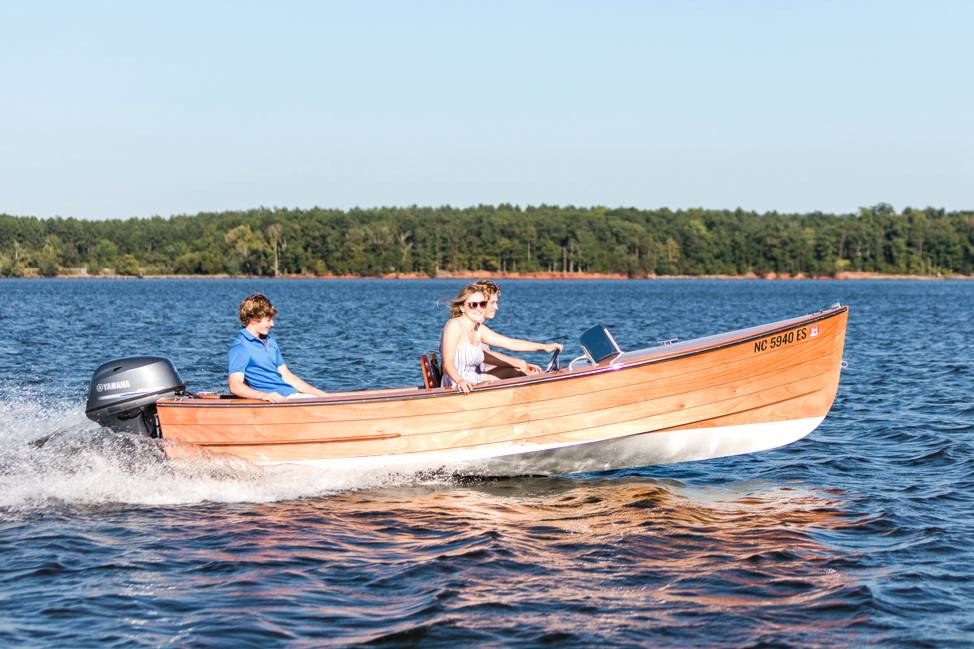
[7,270,973,281]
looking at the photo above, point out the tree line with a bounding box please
[1,203,971,278]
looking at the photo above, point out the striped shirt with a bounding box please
[441,329,485,387]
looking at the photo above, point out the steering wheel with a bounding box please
[543,348,561,373]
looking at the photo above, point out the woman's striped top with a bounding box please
[441,328,485,387]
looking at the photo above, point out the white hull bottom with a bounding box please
[258,416,826,476]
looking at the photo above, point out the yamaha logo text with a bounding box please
[96,380,131,392]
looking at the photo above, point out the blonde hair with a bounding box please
[449,284,486,318]
[239,293,278,326]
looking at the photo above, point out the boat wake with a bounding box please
[0,395,451,514]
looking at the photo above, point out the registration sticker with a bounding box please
[810,326,819,338]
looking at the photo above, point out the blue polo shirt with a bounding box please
[228,329,297,396]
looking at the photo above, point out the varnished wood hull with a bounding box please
[156,306,848,475]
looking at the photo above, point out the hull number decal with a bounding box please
[754,327,808,353]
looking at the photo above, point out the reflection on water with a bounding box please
[108,477,856,646]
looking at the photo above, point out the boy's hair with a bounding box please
[471,279,500,297]
[239,293,278,326]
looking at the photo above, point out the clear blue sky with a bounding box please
[1,0,970,219]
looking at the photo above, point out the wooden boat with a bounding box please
[146,305,848,475]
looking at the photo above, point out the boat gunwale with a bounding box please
[157,305,848,409]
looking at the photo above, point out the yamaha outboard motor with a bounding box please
[85,357,185,438]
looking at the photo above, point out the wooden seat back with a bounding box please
[419,352,443,389]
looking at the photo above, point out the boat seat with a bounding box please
[419,352,443,389]
[579,325,623,365]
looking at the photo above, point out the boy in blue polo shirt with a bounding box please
[227,293,328,402]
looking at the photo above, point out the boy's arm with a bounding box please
[482,348,540,375]
[228,372,286,402]
[227,344,285,402]
[279,365,329,397]
[480,325,563,353]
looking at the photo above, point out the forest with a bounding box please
[1,203,972,278]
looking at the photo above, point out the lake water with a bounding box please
[1,278,972,647]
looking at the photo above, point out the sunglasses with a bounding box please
[465,301,488,310]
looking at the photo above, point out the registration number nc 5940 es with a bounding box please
[753,327,811,353]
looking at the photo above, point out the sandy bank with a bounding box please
[14,270,973,280]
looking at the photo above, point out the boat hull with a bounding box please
[157,306,848,475]
[222,416,824,476]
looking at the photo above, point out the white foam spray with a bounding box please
[0,395,444,513]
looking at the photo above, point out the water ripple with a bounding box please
[1,279,973,647]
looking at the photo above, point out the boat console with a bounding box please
[579,325,623,365]
[566,325,624,370]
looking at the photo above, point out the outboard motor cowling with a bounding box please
[85,357,185,437]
